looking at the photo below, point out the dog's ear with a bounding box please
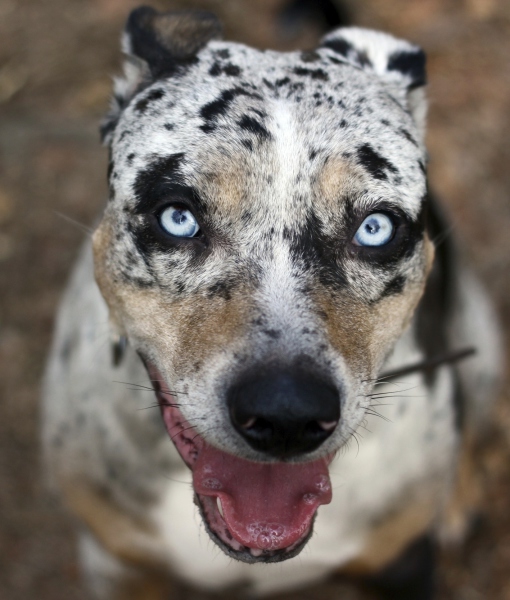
[123,6,223,77]
[101,7,222,144]
[320,28,427,139]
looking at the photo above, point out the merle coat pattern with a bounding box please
[43,8,501,600]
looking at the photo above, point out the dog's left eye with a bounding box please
[353,213,394,247]
[159,205,200,238]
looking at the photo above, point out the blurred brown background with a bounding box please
[0,0,509,598]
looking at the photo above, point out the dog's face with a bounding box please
[93,8,433,563]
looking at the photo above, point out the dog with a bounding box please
[42,7,502,599]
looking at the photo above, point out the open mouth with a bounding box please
[147,363,333,564]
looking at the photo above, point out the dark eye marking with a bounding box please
[133,153,185,214]
[356,144,398,181]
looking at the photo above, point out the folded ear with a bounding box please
[320,27,427,138]
[101,7,222,144]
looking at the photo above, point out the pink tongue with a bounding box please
[193,444,332,551]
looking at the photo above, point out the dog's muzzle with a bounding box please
[146,362,337,562]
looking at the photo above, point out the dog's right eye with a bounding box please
[159,205,200,238]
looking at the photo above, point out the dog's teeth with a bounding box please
[216,497,224,518]
[318,420,338,432]
[250,548,263,557]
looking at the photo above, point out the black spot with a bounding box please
[200,87,262,133]
[238,115,271,140]
[164,123,175,131]
[242,139,253,151]
[387,49,427,89]
[339,119,347,128]
[301,50,320,63]
[356,143,398,181]
[215,48,230,59]
[209,61,242,77]
[275,77,291,87]
[309,149,319,160]
[208,61,221,76]
[127,153,135,164]
[135,88,165,113]
[262,329,281,339]
[293,67,329,81]
[399,127,418,147]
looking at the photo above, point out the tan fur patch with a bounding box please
[318,156,361,210]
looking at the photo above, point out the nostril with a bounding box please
[239,417,257,430]
[244,417,274,438]
[318,420,338,432]
[304,420,337,439]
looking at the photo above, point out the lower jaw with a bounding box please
[195,493,314,564]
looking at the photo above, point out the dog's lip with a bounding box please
[146,362,333,562]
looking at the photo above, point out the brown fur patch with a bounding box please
[317,156,361,210]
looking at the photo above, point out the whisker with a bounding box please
[368,394,425,401]
[364,409,392,423]
[54,210,94,236]
[112,380,188,395]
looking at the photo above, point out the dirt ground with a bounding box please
[0,0,509,598]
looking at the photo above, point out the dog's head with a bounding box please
[93,7,433,563]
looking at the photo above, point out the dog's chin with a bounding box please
[145,362,333,563]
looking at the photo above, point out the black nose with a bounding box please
[228,370,340,459]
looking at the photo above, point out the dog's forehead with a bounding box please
[111,41,426,218]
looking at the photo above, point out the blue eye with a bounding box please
[354,213,394,247]
[159,205,200,238]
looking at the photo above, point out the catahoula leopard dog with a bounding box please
[42,7,502,600]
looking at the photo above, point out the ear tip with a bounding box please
[320,27,427,89]
[126,5,157,30]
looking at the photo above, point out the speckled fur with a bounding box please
[43,10,502,599]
